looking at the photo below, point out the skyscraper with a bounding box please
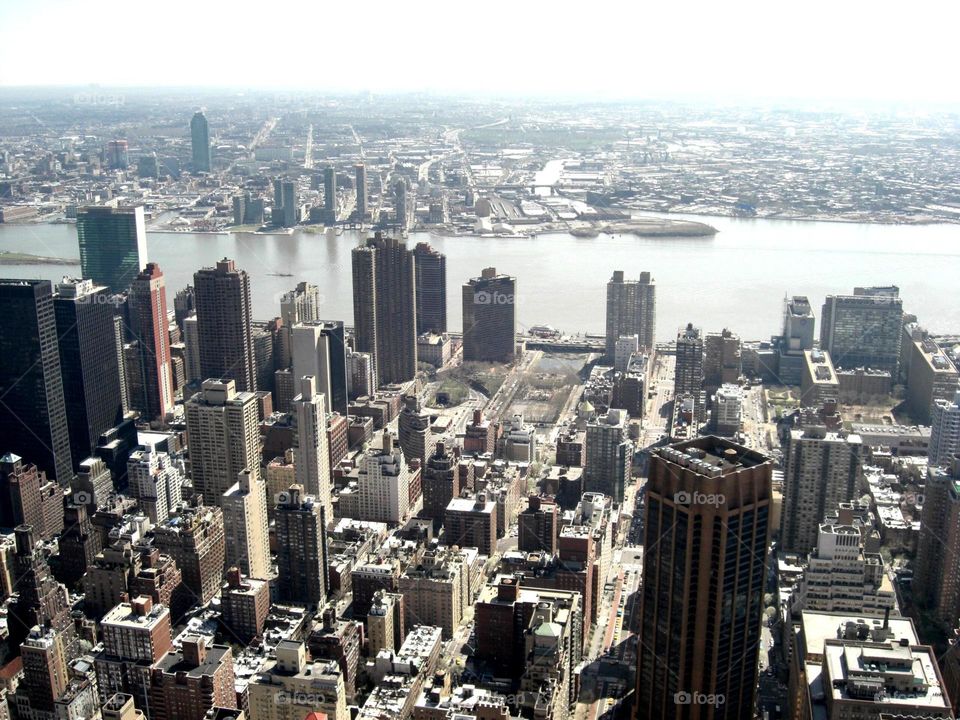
[272,179,298,228]
[53,278,124,470]
[276,484,328,604]
[777,295,817,385]
[194,258,257,392]
[820,287,903,375]
[323,166,337,223]
[605,270,656,357]
[395,179,410,231]
[351,232,417,386]
[674,323,705,422]
[182,314,201,384]
[421,441,460,529]
[126,263,174,420]
[583,408,633,503]
[184,379,261,507]
[76,206,148,294]
[636,438,772,720]
[0,279,72,482]
[127,448,183,525]
[915,457,960,626]
[292,376,332,522]
[190,111,211,173]
[355,164,367,219]
[291,321,348,417]
[929,391,960,466]
[106,139,129,170]
[397,394,433,468]
[221,469,271,581]
[907,337,960,425]
[703,328,741,395]
[462,267,517,363]
[357,432,411,523]
[280,281,322,326]
[781,420,863,555]
[413,242,447,335]
[18,627,69,716]
[152,502,225,605]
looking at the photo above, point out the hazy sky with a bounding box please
[1,0,957,103]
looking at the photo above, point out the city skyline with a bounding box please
[3,20,960,718]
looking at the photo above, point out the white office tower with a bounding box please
[291,323,334,414]
[222,469,272,580]
[293,375,332,522]
[713,384,743,436]
[614,335,639,373]
[929,390,960,466]
[793,516,896,617]
[127,449,184,524]
[358,432,412,523]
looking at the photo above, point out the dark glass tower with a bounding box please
[635,437,771,720]
[0,279,73,482]
[414,242,447,335]
[76,205,147,294]
[53,278,124,470]
[319,320,348,417]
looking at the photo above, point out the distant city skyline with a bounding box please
[1,0,959,104]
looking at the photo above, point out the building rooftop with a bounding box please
[656,436,769,473]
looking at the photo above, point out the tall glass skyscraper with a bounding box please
[0,279,73,482]
[190,110,211,173]
[76,206,147,294]
[53,277,124,470]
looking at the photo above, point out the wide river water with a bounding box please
[1,215,957,342]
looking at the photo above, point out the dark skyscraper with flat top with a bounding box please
[76,206,148,294]
[351,232,417,386]
[462,267,516,363]
[194,258,257,392]
[635,437,771,720]
[190,111,211,173]
[413,242,447,335]
[0,279,73,482]
[53,278,124,470]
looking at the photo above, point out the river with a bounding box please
[1,216,957,342]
